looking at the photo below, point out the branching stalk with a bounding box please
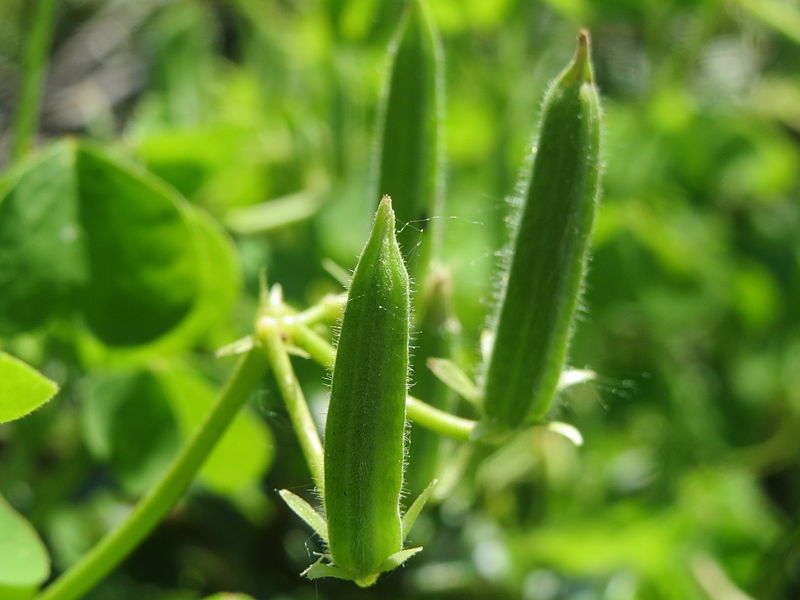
[287,321,477,441]
[257,318,325,488]
[35,350,267,600]
[405,397,475,441]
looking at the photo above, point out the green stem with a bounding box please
[288,321,477,441]
[405,396,475,441]
[257,319,325,488]
[11,0,58,162]
[289,321,336,368]
[293,293,345,325]
[35,350,266,600]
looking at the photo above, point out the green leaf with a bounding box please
[202,594,256,600]
[278,490,328,542]
[75,143,199,345]
[0,143,86,334]
[0,496,50,599]
[302,558,352,582]
[0,141,232,352]
[426,357,479,406]
[157,365,273,495]
[0,352,59,424]
[402,479,437,541]
[163,204,241,347]
[224,189,323,234]
[81,371,181,496]
[377,546,423,573]
[76,203,241,363]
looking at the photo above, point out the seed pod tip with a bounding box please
[378,194,394,215]
[566,29,593,85]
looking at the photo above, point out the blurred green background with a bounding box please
[1,0,799,598]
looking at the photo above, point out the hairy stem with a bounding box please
[405,396,475,441]
[35,350,266,600]
[289,321,336,368]
[257,319,325,488]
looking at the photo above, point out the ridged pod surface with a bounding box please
[483,31,602,428]
[324,197,410,581]
[374,0,444,282]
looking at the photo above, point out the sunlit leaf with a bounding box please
[0,352,59,424]
[0,496,50,599]
[278,490,328,542]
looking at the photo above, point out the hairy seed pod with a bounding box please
[374,0,444,283]
[483,31,602,428]
[324,196,410,582]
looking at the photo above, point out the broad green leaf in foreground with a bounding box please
[0,144,85,333]
[76,203,241,363]
[0,496,50,599]
[0,352,59,424]
[75,144,198,345]
[0,140,235,352]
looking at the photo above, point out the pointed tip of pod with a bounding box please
[366,195,405,266]
[375,194,397,235]
[562,29,594,86]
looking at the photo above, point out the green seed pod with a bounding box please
[374,0,444,282]
[324,196,410,583]
[483,31,602,428]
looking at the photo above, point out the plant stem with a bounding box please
[289,321,336,368]
[405,396,475,441]
[11,0,58,162]
[257,319,325,488]
[293,293,346,325]
[288,321,477,441]
[35,350,266,600]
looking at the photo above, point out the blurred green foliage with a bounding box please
[1,0,799,598]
